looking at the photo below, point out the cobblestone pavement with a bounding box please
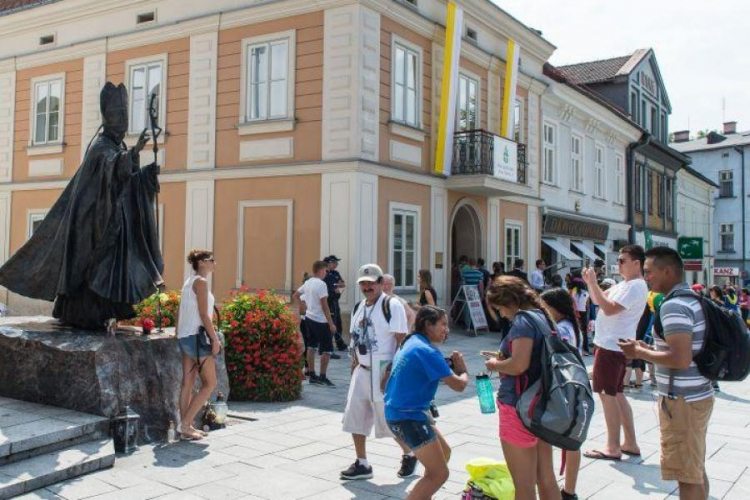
[18,328,750,499]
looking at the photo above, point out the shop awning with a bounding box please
[542,238,581,261]
[571,241,599,261]
[595,243,611,255]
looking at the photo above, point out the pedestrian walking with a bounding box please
[484,276,561,500]
[384,306,469,497]
[569,274,590,355]
[292,260,337,387]
[341,264,412,480]
[324,255,348,352]
[418,269,437,307]
[619,247,715,500]
[582,245,647,462]
[176,250,220,441]
[506,258,529,285]
[382,273,416,332]
[531,259,546,293]
[741,288,750,324]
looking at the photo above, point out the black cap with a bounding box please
[325,255,341,262]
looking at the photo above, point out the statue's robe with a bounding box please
[0,133,163,329]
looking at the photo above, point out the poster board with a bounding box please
[450,284,488,336]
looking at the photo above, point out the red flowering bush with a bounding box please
[133,290,181,328]
[220,287,303,401]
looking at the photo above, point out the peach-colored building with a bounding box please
[0,0,554,314]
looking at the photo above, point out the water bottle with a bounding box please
[476,373,496,414]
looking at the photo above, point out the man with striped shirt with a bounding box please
[620,247,714,500]
[460,259,485,328]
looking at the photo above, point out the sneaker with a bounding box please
[318,375,335,387]
[309,374,323,385]
[337,344,349,352]
[561,489,578,500]
[340,461,373,480]
[330,353,341,360]
[398,454,418,478]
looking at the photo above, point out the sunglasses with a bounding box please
[202,258,215,262]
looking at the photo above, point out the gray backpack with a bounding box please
[514,311,594,451]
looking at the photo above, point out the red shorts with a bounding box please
[498,403,538,448]
[592,347,627,396]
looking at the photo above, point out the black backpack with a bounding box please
[352,295,394,323]
[514,311,595,451]
[655,289,750,382]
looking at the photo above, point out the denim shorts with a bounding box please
[178,335,212,359]
[387,419,436,451]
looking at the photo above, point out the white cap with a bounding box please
[357,264,384,283]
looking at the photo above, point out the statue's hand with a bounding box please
[133,129,150,154]
[145,162,160,176]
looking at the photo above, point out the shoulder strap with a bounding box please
[382,294,392,324]
[353,299,363,316]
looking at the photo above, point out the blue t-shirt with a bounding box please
[496,310,546,406]
[384,333,452,422]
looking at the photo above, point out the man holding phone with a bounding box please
[582,245,647,462]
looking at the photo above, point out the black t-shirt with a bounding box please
[324,270,343,299]
[419,286,438,306]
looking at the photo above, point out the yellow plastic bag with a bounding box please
[465,457,515,500]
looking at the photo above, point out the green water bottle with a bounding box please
[476,373,496,414]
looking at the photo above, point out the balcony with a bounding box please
[447,129,530,196]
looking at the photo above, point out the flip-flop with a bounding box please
[179,429,203,441]
[583,450,621,461]
[622,449,641,457]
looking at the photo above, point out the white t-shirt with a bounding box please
[556,319,578,349]
[573,290,590,312]
[594,278,648,352]
[297,277,328,324]
[349,293,408,366]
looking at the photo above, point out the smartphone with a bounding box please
[618,338,628,343]
[444,356,455,370]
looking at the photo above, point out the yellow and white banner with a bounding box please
[500,39,521,140]
[434,1,463,176]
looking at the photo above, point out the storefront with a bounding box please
[714,266,740,287]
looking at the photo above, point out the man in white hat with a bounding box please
[341,264,415,480]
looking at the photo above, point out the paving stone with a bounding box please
[185,482,248,500]
[221,468,337,499]
[75,481,176,500]
[45,476,118,499]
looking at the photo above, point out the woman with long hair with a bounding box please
[418,269,437,306]
[541,288,582,500]
[709,285,725,306]
[569,274,591,355]
[484,276,561,500]
[175,250,220,440]
[384,306,468,499]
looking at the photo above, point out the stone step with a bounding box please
[0,398,110,466]
[0,438,115,499]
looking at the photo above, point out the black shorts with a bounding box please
[304,319,333,354]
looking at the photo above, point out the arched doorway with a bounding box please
[449,199,484,301]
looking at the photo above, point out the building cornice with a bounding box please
[15,39,105,70]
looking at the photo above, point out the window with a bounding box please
[641,101,647,128]
[466,27,477,42]
[32,76,64,145]
[651,106,658,138]
[27,211,48,240]
[594,145,605,198]
[136,11,156,24]
[657,173,664,215]
[127,58,165,134]
[661,112,667,142]
[647,170,653,214]
[390,205,420,288]
[634,163,643,212]
[513,99,524,143]
[542,122,555,184]
[505,223,522,271]
[392,41,420,128]
[666,177,674,220]
[39,34,55,46]
[721,224,734,252]
[720,170,734,197]
[570,134,583,192]
[630,92,638,121]
[457,73,479,131]
[615,154,624,204]
[242,31,295,123]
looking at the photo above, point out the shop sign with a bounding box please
[493,135,518,183]
[683,260,702,271]
[639,230,677,250]
[714,267,740,277]
[678,237,704,260]
[543,214,608,241]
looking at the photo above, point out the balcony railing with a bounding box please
[451,129,527,184]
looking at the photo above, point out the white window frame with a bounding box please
[391,34,423,129]
[29,73,65,146]
[542,120,556,185]
[239,30,296,125]
[594,143,605,199]
[513,97,524,144]
[27,209,49,240]
[456,71,481,132]
[570,133,584,192]
[614,153,625,204]
[124,54,168,137]
[719,170,734,198]
[720,223,734,252]
[504,221,523,272]
[388,202,421,291]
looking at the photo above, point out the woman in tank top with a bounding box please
[418,269,437,306]
[175,249,219,440]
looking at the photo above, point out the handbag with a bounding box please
[192,306,222,373]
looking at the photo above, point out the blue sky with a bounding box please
[491,0,750,137]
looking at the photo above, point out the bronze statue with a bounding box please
[0,82,164,331]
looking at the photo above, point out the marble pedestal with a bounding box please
[0,317,229,443]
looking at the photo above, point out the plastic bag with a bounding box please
[462,458,515,500]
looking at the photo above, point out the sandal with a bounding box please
[583,449,621,461]
[179,427,203,441]
[191,426,209,437]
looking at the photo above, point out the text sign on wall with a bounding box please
[714,267,740,277]
[543,214,609,241]
[493,135,518,183]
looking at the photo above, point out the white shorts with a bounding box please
[342,366,393,439]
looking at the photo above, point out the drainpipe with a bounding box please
[735,145,746,284]
[626,133,652,244]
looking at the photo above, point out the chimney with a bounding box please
[673,130,690,143]
[724,121,737,134]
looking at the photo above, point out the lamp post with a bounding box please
[112,406,140,454]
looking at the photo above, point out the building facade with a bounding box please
[672,123,750,286]
[538,66,639,278]
[675,166,716,285]
[0,0,555,313]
